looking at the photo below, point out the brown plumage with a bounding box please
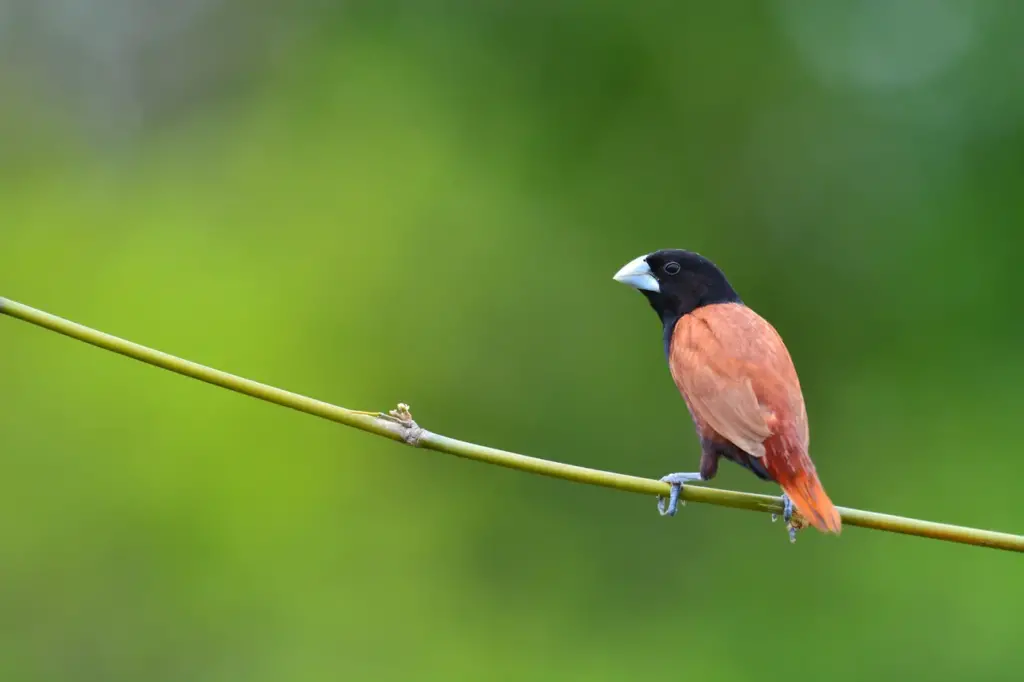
[671,303,840,533]
[613,249,841,539]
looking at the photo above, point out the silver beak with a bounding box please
[612,254,659,292]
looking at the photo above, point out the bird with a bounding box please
[612,249,841,541]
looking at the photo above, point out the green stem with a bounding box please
[2,297,1021,553]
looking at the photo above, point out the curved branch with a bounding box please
[2,297,1021,553]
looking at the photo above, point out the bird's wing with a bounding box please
[669,305,784,458]
[674,356,773,458]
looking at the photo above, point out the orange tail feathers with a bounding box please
[778,470,842,534]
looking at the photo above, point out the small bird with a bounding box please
[613,249,841,541]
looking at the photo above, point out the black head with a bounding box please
[613,249,742,329]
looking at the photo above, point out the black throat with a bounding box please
[641,287,742,360]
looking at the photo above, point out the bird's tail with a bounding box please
[779,469,842,534]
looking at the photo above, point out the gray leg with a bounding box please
[656,472,704,517]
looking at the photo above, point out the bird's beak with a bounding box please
[613,254,659,292]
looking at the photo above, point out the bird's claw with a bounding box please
[656,472,703,517]
[657,483,681,517]
[770,493,802,543]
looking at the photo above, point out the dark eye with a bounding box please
[663,261,681,275]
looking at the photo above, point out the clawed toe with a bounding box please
[656,472,703,518]
[657,481,681,517]
[775,493,799,543]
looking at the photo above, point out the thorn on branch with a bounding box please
[377,402,424,446]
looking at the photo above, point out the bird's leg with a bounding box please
[656,472,704,517]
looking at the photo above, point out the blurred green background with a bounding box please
[2,2,1022,680]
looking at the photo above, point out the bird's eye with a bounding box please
[663,261,681,275]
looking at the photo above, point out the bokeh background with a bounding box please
[2,2,1022,680]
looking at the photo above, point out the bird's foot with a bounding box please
[770,493,802,543]
[656,472,703,517]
